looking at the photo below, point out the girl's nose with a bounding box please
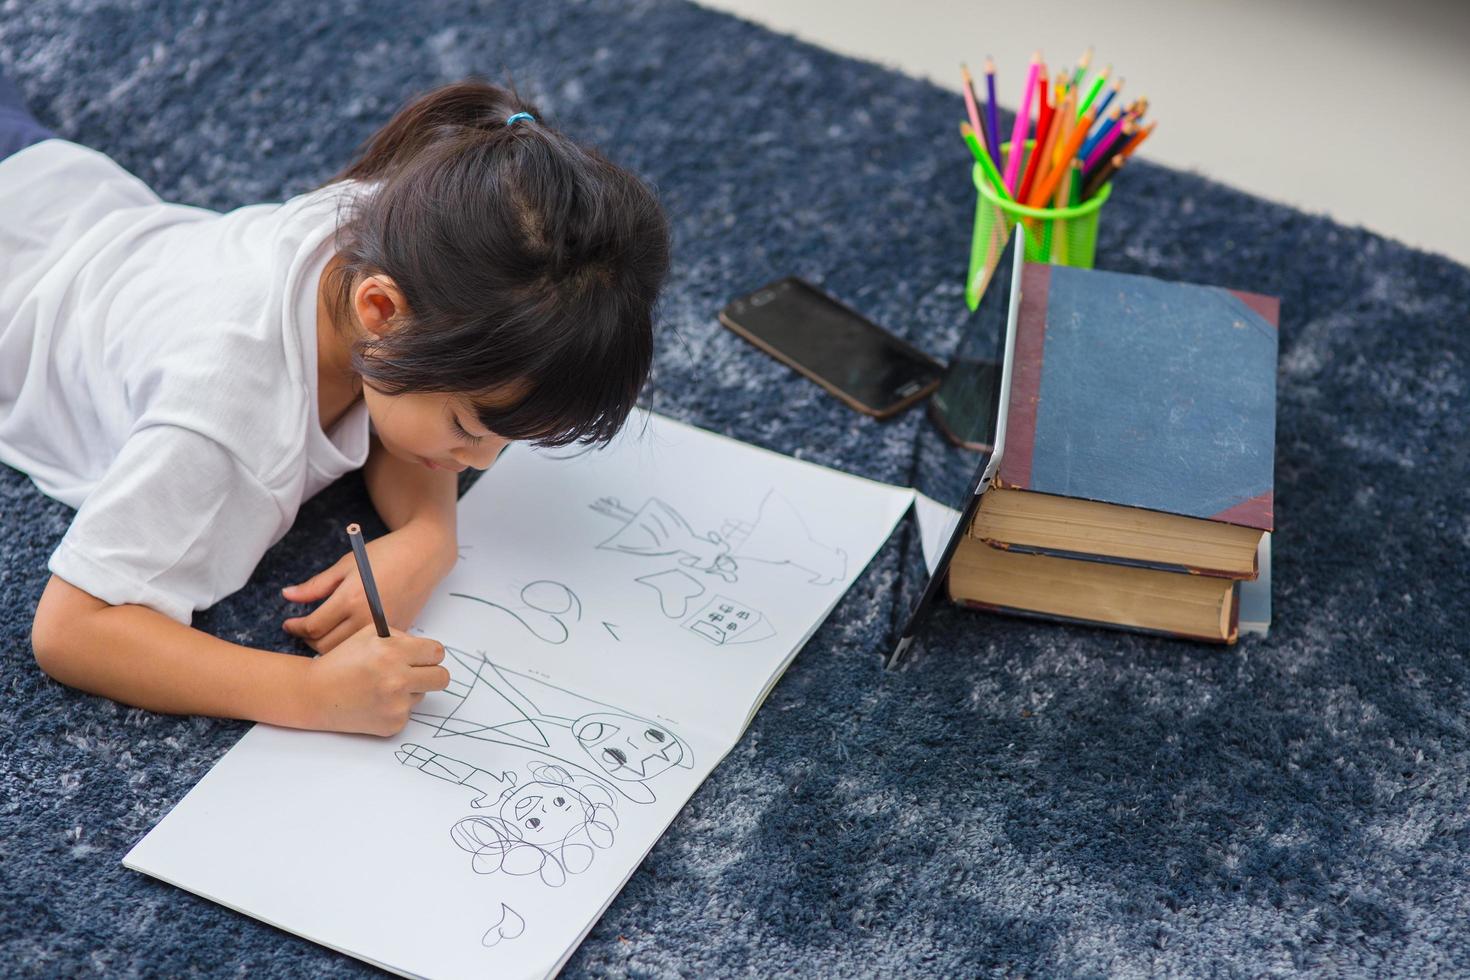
[453,438,511,471]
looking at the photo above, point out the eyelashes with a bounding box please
[451,416,485,445]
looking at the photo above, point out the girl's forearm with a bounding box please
[33,576,321,729]
[362,436,458,539]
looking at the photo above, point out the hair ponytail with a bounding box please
[328,79,535,184]
[322,79,671,448]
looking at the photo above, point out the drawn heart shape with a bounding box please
[482,902,525,948]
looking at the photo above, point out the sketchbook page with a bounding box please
[125,714,726,980]
[913,492,961,576]
[413,409,914,745]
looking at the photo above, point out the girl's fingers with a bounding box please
[407,664,453,694]
[283,589,353,644]
[282,555,351,603]
[314,618,361,654]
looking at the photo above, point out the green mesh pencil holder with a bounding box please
[966,140,1112,310]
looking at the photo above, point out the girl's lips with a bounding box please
[420,455,467,473]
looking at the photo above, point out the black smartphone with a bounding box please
[719,278,943,419]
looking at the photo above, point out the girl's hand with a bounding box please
[282,522,457,653]
[304,624,450,736]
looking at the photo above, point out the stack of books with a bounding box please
[950,263,1279,643]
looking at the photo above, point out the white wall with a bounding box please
[697,0,1470,264]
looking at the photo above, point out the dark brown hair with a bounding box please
[323,79,670,446]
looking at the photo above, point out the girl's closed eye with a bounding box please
[451,415,484,445]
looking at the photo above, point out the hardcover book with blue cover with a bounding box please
[968,263,1279,580]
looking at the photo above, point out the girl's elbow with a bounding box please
[31,606,70,679]
[31,575,103,681]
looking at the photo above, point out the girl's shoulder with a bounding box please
[136,318,317,490]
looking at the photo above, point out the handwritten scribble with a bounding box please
[450,580,582,645]
[395,743,515,807]
[410,651,693,804]
[482,903,525,948]
[684,595,776,646]
[720,490,848,585]
[450,763,618,887]
[591,497,736,581]
[635,569,707,618]
[590,490,847,586]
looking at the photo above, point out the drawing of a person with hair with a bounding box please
[450,762,618,887]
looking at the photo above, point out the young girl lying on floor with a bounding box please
[0,72,670,736]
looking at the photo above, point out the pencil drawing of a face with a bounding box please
[503,782,585,842]
[573,712,686,783]
[451,763,618,887]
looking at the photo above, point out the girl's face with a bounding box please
[362,387,515,474]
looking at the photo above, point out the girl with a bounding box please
[0,74,671,737]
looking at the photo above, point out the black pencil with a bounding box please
[346,523,391,637]
[1081,152,1126,201]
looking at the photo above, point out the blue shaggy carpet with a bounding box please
[2,1,1469,975]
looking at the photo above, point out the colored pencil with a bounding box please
[960,121,1013,202]
[1071,46,1092,89]
[1076,65,1110,119]
[1117,120,1157,160]
[1003,52,1042,193]
[1033,86,1073,197]
[1081,106,1125,170]
[1050,162,1075,259]
[1050,88,1077,169]
[1016,80,1055,203]
[1028,107,1094,208]
[346,523,391,638]
[1089,75,1124,126]
[983,57,1001,168]
[1031,84,1070,196]
[960,64,985,150]
[1081,153,1126,200]
[959,47,1158,214]
[1084,119,1134,177]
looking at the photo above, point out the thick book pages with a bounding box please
[982,263,1279,576]
[950,538,1239,643]
[971,488,1262,578]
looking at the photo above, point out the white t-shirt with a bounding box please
[0,138,372,624]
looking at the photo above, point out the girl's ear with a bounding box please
[353,274,406,338]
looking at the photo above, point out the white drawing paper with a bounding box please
[124,411,915,979]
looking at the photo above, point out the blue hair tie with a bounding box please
[506,112,535,127]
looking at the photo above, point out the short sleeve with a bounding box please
[49,424,291,624]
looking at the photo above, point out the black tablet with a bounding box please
[887,227,1025,667]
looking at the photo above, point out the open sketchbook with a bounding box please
[125,411,914,979]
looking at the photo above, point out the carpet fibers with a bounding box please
[2,1,1468,975]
